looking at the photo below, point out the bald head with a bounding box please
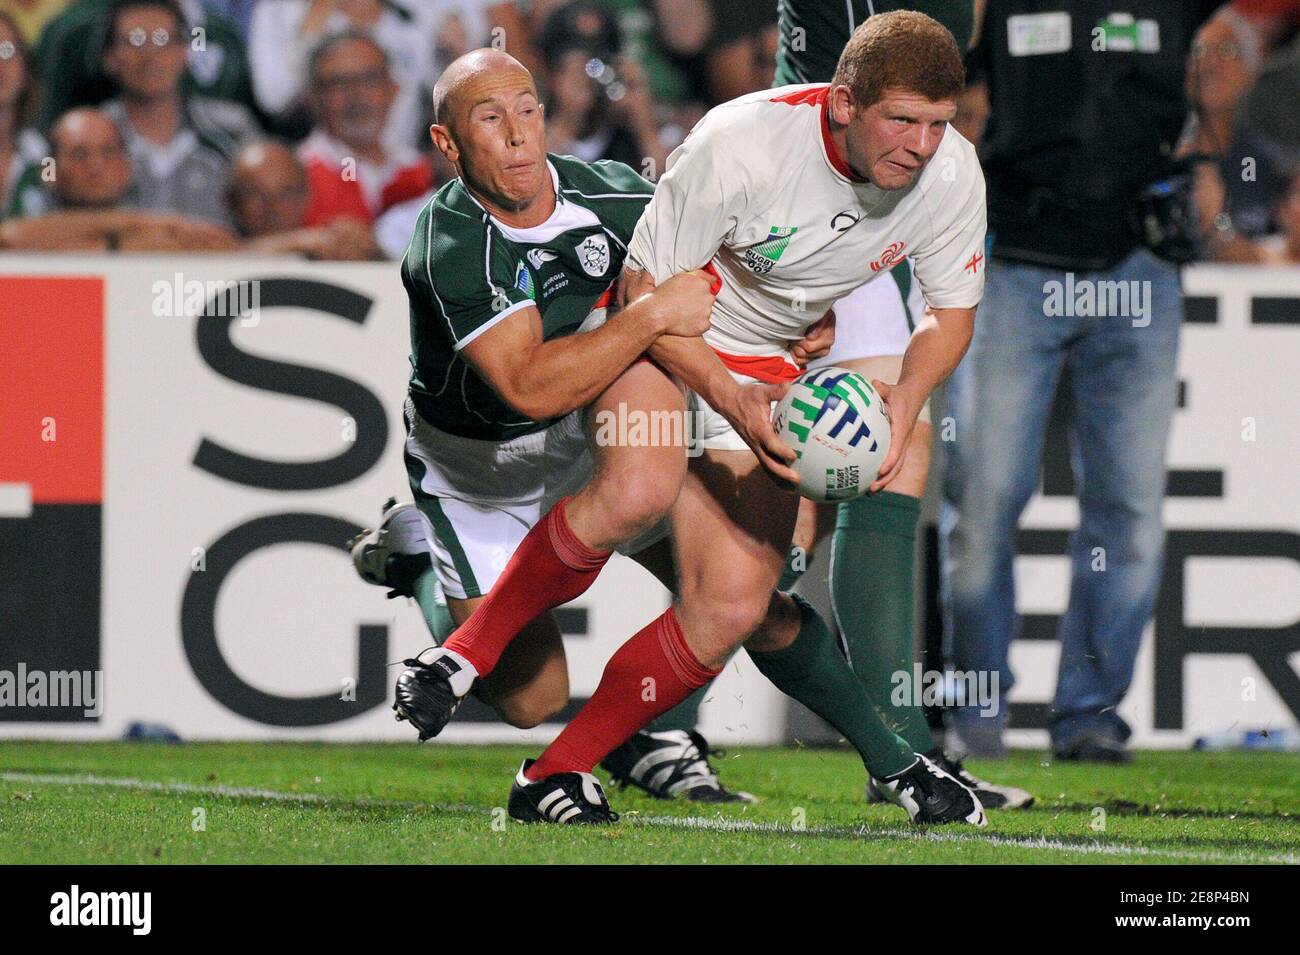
[229,139,309,237]
[51,107,125,156]
[427,47,550,220]
[50,107,131,207]
[231,140,304,186]
[432,48,534,131]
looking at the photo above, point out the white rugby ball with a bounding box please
[772,366,891,502]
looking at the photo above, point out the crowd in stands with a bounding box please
[0,0,1297,262]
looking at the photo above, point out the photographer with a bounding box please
[537,2,671,177]
[940,0,1223,763]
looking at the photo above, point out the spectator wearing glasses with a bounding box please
[248,0,457,150]
[99,0,259,227]
[295,31,432,227]
[34,0,255,131]
[1179,5,1293,260]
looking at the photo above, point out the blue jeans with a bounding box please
[939,247,1182,748]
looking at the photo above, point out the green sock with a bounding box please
[749,593,915,778]
[776,543,812,592]
[382,551,456,644]
[646,683,710,734]
[832,491,936,753]
[412,566,455,643]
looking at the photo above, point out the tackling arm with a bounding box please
[461,271,714,422]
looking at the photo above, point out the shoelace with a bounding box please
[392,647,442,671]
[912,758,951,800]
[664,733,726,789]
[560,778,619,822]
[938,754,979,788]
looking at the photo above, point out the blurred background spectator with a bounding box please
[1179,5,1295,259]
[537,1,669,173]
[0,105,239,249]
[98,0,258,227]
[35,0,256,130]
[250,0,428,147]
[0,10,50,218]
[295,30,431,226]
[1178,0,1300,261]
[0,0,1295,261]
[229,137,379,257]
[45,106,133,210]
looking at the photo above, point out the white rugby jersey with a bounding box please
[627,84,987,381]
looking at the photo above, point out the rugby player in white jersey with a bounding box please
[775,0,1033,809]
[406,13,993,826]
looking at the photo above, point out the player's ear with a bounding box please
[829,85,856,126]
[430,123,459,164]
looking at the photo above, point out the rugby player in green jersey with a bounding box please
[355,48,787,804]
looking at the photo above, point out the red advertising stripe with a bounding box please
[0,277,104,503]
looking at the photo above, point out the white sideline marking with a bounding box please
[0,771,476,814]
[3,771,1294,864]
[632,814,1300,865]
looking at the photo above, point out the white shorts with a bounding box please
[687,368,770,453]
[403,400,666,599]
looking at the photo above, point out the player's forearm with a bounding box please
[896,306,977,406]
[647,333,738,414]
[508,299,669,420]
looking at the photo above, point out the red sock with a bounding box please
[443,497,608,677]
[525,607,720,781]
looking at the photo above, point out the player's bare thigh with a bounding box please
[446,595,568,730]
[670,448,800,668]
[794,354,933,554]
[433,361,687,726]
[565,358,688,551]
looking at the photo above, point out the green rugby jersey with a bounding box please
[401,154,653,441]
[774,0,974,86]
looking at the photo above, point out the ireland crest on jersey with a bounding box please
[575,234,610,277]
[744,226,797,275]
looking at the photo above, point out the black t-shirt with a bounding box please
[974,0,1220,269]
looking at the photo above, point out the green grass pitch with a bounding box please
[1,742,1295,864]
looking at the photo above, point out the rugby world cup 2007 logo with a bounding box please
[744,226,798,275]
